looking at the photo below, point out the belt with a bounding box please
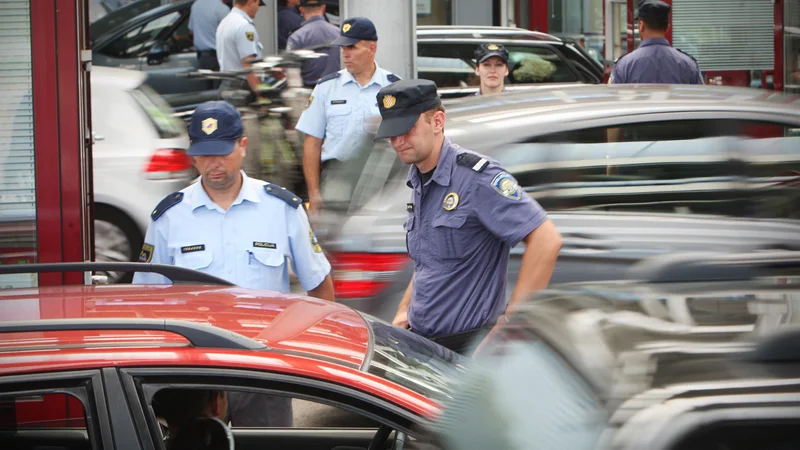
[197,49,217,56]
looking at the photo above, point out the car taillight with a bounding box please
[331,252,410,299]
[144,149,192,180]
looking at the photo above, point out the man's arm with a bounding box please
[241,58,260,93]
[505,219,562,314]
[307,274,335,301]
[302,135,324,212]
[392,277,413,329]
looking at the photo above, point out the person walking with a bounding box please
[286,0,341,87]
[188,0,230,71]
[216,0,265,93]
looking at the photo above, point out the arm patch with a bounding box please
[317,71,341,85]
[456,153,489,172]
[264,184,303,208]
[151,192,184,221]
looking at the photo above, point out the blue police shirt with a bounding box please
[609,38,703,84]
[296,63,399,162]
[216,8,262,71]
[404,138,548,338]
[277,6,303,50]
[132,171,331,292]
[286,15,341,86]
[188,0,229,51]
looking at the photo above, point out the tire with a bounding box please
[94,205,143,284]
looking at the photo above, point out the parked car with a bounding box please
[91,66,193,282]
[430,251,800,450]
[319,84,800,321]
[0,263,465,450]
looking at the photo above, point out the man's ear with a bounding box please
[239,136,248,156]
[434,111,446,133]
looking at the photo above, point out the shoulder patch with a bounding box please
[387,73,401,83]
[317,71,341,84]
[264,184,303,208]
[151,192,183,221]
[455,153,489,172]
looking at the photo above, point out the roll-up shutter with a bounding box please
[672,0,774,71]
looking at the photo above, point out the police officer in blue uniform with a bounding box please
[133,100,335,426]
[609,0,703,84]
[277,0,303,51]
[295,17,401,214]
[216,0,265,94]
[188,0,230,71]
[375,80,563,356]
[473,43,509,96]
[286,0,340,87]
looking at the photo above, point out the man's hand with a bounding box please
[307,191,324,217]
[392,311,409,329]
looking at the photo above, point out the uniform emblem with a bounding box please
[407,203,414,212]
[491,172,521,200]
[138,243,154,263]
[245,31,255,42]
[304,95,313,110]
[382,95,396,109]
[201,118,218,135]
[342,23,352,33]
[309,230,322,253]
[487,44,499,50]
[443,192,459,211]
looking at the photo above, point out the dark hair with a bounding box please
[640,15,668,32]
[234,0,250,6]
[152,389,221,429]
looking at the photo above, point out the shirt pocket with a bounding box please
[246,248,287,290]
[432,213,469,260]
[172,248,213,271]
[325,103,351,140]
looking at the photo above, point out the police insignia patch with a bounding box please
[138,243,154,263]
[305,95,313,110]
[443,192,459,211]
[245,31,254,42]
[201,117,218,135]
[382,95,396,109]
[491,172,521,200]
[342,23,352,33]
[487,44,499,50]
[309,230,322,253]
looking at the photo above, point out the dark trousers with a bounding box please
[417,324,495,357]
[197,50,219,71]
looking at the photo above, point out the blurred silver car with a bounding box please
[320,84,800,320]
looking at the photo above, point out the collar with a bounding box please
[305,15,325,24]
[191,171,261,211]
[341,62,388,88]
[232,7,254,24]
[639,38,670,47]
[406,138,454,189]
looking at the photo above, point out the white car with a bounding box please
[91,66,193,282]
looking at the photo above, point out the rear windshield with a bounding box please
[90,0,161,40]
[130,83,183,139]
[362,315,468,404]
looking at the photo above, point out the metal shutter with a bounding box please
[0,0,34,217]
[672,0,774,71]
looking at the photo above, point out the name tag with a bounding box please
[181,245,205,254]
[253,241,277,249]
[330,100,347,105]
[407,203,414,212]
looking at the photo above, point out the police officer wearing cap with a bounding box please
[375,80,563,356]
[609,0,703,84]
[278,0,303,51]
[295,16,401,214]
[133,100,335,426]
[286,0,341,87]
[473,43,509,96]
[216,0,266,93]
[188,0,230,71]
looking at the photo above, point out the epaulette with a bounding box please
[455,153,489,172]
[151,192,183,221]
[317,71,341,84]
[613,52,629,65]
[675,48,699,65]
[387,73,401,83]
[264,184,303,208]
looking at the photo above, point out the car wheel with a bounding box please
[94,205,143,284]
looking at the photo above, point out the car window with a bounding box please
[488,120,800,219]
[90,0,161,40]
[101,10,181,58]
[417,55,476,88]
[0,391,98,450]
[507,46,578,84]
[167,14,194,54]
[129,82,184,139]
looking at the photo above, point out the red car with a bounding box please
[0,263,465,450]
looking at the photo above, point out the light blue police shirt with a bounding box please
[188,0,229,52]
[216,7,263,71]
[295,63,399,162]
[132,171,331,292]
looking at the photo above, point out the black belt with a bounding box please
[197,50,217,56]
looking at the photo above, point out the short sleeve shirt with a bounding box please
[404,139,548,338]
[295,63,399,162]
[188,0,229,51]
[609,38,704,85]
[132,172,331,292]
[216,8,262,71]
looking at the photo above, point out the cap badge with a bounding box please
[443,192,460,211]
[201,117,218,135]
[382,95,397,109]
[487,44,499,50]
[342,23,352,33]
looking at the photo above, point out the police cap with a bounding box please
[331,17,378,46]
[188,101,243,157]
[375,79,442,140]
[635,0,670,21]
[475,43,509,64]
[299,0,323,6]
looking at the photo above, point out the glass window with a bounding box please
[507,46,578,83]
[130,83,184,139]
[785,0,800,94]
[101,10,181,58]
[417,0,452,25]
[672,420,800,450]
[90,0,161,40]
[1,393,87,429]
[167,14,194,54]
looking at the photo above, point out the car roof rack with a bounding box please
[627,251,800,284]
[0,262,235,286]
[0,318,266,350]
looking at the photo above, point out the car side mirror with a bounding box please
[147,42,170,66]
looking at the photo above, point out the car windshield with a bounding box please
[130,83,183,139]
[362,315,468,404]
[90,0,161,41]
